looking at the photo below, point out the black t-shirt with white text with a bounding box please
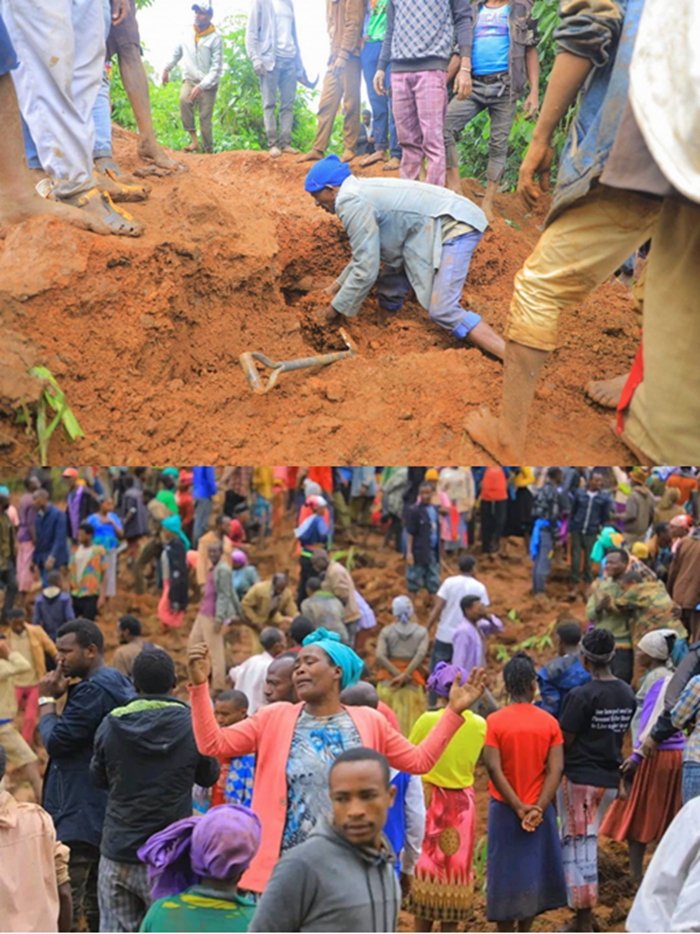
[559,678,637,787]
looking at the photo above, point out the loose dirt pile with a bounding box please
[0,129,638,463]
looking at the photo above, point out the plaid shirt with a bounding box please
[223,467,254,497]
[671,674,700,764]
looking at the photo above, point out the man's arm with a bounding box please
[331,197,382,318]
[377,0,395,74]
[426,596,446,637]
[450,0,474,100]
[164,43,184,75]
[249,853,317,932]
[90,719,109,790]
[55,841,72,932]
[51,511,68,563]
[245,0,265,71]
[38,682,108,758]
[0,652,32,681]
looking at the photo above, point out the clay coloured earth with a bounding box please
[0,129,639,464]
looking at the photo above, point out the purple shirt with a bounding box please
[452,614,504,671]
[200,568,217,617]
[17,493,36,544]
[630,675,685,764]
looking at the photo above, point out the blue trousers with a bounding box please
[532,528,553,593]
[193,498,213,548]
[682,760,700,805]
[0,12,18,76]
[360,40,401,159]
[376,232,483,339]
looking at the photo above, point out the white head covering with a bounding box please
[392,596,414,625]
[637,629,677,667]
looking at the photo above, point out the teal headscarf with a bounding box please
[161,467,180,480]
[302,628,364,690]
[162,514,191,549]
[590,525,625,564]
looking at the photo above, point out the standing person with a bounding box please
[191,465,218,548]
[451,596,503,695]
[586,549,634,683]
[667,527,700,650]
[5,607,57,745]
[600,630,684,882]
[296,0,365,164]
[405,482,441,603]
[92,650,219,934]
[158,516,190,631]
[139,804,261,933]
[350,466,377,528]
[444,0,540,221]
[536,620,590,721]
[188,542,229,694]
[530,467,567,595]
[426,554,490,678]
[0,486,17,620]
[300,577,348,642]
[32,489,69,587]
[666,468,698,508]
[252,466,274,544]
[86,497,123,601]
[360,0,402,171]
[112,615,157,680]
[437,466,475,553]
[174,470,195,545]
[311,550,361,646]
[211,691,256,809]
[162,6,224,154]
[479,466,508,555]
[245,0,309,157]
[382,467,409,552]
[375,596,428,736]
[294,495,329,605]
[196,513,234,588]
[63,469,99,544]
[408,662,486,931]
[228,627,286,713]
[483,652,567,932]
[0,632,43,801]
[557,629,637,933]
[120,470,150,578]
[569,473,615,589]
[374,0,474,187]
[621,469,655,546]
[69,523,108,621]
[16,475,39,602]
[670,670,700,805]
[188,630,487,894]
[250,748,400,933]
[221,467,253,517]
[33,569,75,642]
[38,619,135,933]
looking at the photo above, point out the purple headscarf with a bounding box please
[426,661,470,699]
[231,549,248,566]
[137,804,262,900]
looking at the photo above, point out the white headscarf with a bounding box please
[392,596,414,625]
[638,629,677,667]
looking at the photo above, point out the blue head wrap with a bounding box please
[302,627,364,689]
[162,514,191,549]
[0,486,9,497]
[304,155,352,193]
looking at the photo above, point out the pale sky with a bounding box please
[138,0,331,85]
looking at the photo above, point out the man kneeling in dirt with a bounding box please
[304,155,506,359]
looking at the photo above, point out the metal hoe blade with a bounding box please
[239,328,358,394]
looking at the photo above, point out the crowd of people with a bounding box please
[1,465,700,933]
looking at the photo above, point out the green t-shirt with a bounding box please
[365,0,389,42]
[140,887,256,933]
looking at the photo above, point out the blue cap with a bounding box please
[304,154,352,193]
[192,4,213,15]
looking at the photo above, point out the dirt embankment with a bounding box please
[0,129,638,464]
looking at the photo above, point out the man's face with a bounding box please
[605,554,627,580]
[77,529,92,547]
[10,617,26,635]
[419,485,432,504]
[56,632,95,679]
[209,544,223,566]
[264,658,297,704]
[194,11,213,29]
[273,575,287,596]
[658,528,672,548]
[311,188,337,215]
[118,626,129,645]
[330,760,395,848]
[588,475,602,492]
[462,600,484,623]
[215,700,247,727]
[362,113,371,126]
[63,475,77,491]
[33,490,48,511]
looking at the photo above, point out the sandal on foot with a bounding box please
[58,187,144,237]
[93,169,150,202]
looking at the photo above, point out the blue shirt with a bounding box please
[86,512,122,551]
[427,505,439,550]
[192,466,217,500]
[472,4,510,76]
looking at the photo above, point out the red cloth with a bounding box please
[616,341,644,433]
[176,490,194,529]
[377,699,401,732]
[210,756,231,808]
[485,703,563,805]
[480,467,507,501]
[229,519,245,544]
[666,474,699,507]
[307,467,333,494]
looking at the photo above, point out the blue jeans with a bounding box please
[682,760,700,805]
[193,498,212,548]
[376,232,483,339]
[360,39,400,159]
[428,638,453,706]
[93,65,112,158]
[0,11,18,76]
[532,528,553,593]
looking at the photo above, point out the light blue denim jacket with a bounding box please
[548,0,644,224]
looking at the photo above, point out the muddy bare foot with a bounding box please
[359,150,386,167]
[383,157,401,172]
[482,198,496,223]
[280,146,299,155]
[313,306,341,327]
[183,141,200,153]
[94,170,150,203]
[297,149,324,164]
[376,306,392,328]
[340,149,356,164]
[464,405,521,464]
[270,146,282,158]
[138,143,186,172]
[586,373,628,409]
[0,191,110,236]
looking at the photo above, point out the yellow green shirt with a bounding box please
[409,708,486,788]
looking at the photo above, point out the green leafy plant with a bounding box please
[519,633,554,652]
[473,835,488,891]
[495,644,512,663]
[15,368,84,465]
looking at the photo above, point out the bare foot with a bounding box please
[270,145,282,158]
[313,306,341,327]
[133,164,173,179]
[585,373,629,409]
[94,170,150,203]
[383,157,401,172]
[340,149,355,164]
[0,191,110,236]
[359,150,387,167]
[482,198,495,223]
[464,405,521,464]
[297,149,324,164]
[280,146,299,154]
[376,305,392,328]
[183,141,200,153]
[137,143,186,172]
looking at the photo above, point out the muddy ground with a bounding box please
[0,129,637,464]
[9,512,635,931]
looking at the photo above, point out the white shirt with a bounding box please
[272,0,296,58]
[389,769,426,876]
[435,574,490,644]
[228,651,273,713]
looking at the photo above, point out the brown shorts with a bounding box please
[106,0,141,59]
[0,723,38,767]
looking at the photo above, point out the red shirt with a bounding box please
[480,467,508,501]
[308,467,334,494]
[667,474,698,506]
[176,490,194,528]
[485,703,563,805]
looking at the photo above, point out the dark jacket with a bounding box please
[405,501,440,566]
[39,666,136,846]
[668,535,700,609]
[164,538,189,610]
[34,505,69,568]
[537,653,591,720]
[65,486,99,542]
[569,489,614,535]
[532,482,569,532]
[651,641,700,744]
[32,590,75,641]
[91,696,219,863]
[121,485,150,540]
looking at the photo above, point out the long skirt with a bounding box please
[600,749,683,844]
[408,784,476,923]
[487,798,567,922]
[158,580,185,628]
[558,776,617,910]
[105,550,118,598]
[376,681,425,737]
[188,613,227,693]
[17,540,35,592]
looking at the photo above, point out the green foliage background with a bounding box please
[113,1,568,188]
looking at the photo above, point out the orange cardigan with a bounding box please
[189,683,463,892]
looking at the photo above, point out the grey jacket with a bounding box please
[250,820,400,932]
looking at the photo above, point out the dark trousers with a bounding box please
[0,563,18,621]
[570,531,597,584]
[481,499,506,553]
[384,514,403,552]
[67,841,100,932]
[297,554,315,606]
[428,638,454,706]
[612,647,634,684]
[134,536,162,594]
[72,595,99,620]
[532,528,553,594]
[224,490,247,518]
